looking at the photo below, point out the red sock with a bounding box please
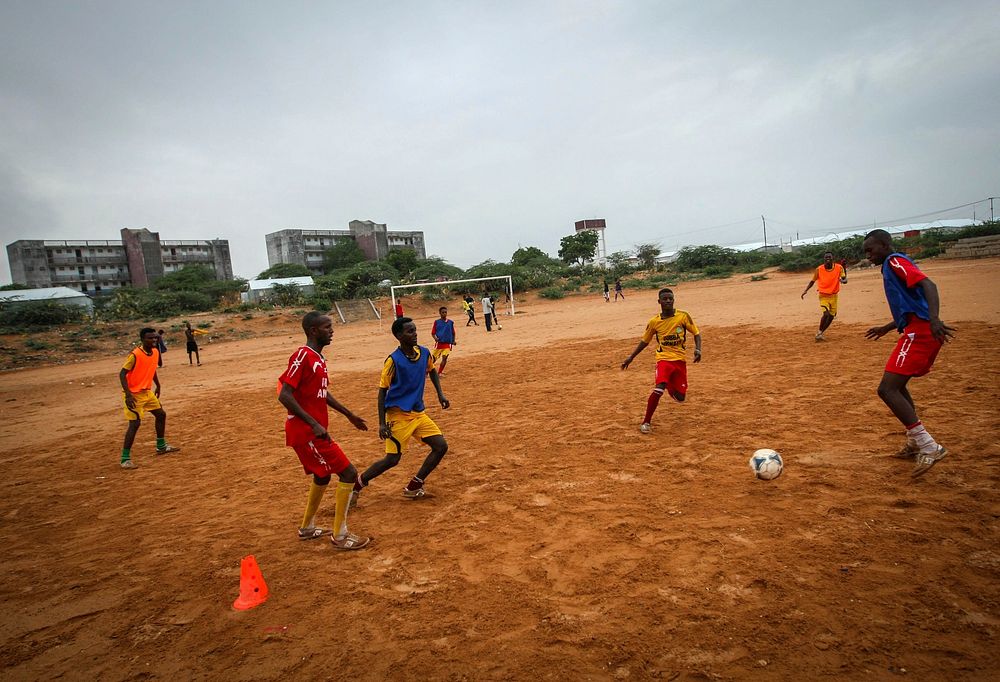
[643,389,664,424]
[406,476,423,491]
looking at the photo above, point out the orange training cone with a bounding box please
[233,555,269,610]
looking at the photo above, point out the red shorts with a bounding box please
[655,360,688,396]
[291,438,351,477]
[885,318,942,377]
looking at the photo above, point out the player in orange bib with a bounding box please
[118,327,181,469]
[801,250,848,341]
[621,288,701,434]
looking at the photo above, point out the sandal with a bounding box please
[331,533,371,550]
[912,446,947,478]
[298,526,331,541]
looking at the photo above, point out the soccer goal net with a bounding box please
[390,275,515,318]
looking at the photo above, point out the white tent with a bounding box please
[241,276,315,304]
[0,286,93,313]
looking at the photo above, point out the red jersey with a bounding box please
[279,346,329,446]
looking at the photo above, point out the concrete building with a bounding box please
[265,220,426,275]
[5,228,233,294]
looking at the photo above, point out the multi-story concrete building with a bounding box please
[265,220,426,275]
[5,228,233,294]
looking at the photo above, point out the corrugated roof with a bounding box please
[246,276,314,290]
[0,287,91,302]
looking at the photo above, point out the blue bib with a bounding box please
[385,346,428,412]
[434,319,455,344]
[882,253,930,331]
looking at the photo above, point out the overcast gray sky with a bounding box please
[2,0,998,282]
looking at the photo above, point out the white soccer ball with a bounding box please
[497,324,503,330]
[749,449,783,481]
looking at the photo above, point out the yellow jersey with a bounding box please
[641,310,699,362]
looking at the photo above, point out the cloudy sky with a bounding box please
[2,0,998,282]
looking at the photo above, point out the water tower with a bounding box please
[574,218,607,265]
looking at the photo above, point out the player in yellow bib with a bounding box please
[801,251,848,341]
[118,327,180,469]
[621,288,701,434]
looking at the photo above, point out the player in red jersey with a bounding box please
[278,311,371,550]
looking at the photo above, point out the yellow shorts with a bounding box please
[818,293,838,317]
[123,389,161,421]
[431,345,451,361]
[384,409,442,454]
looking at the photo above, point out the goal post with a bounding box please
[390,275,515,318]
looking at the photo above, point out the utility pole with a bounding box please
[761,215,767,249]
[991,197,995,222]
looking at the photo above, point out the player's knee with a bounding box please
[433,439,448,456]
[384,453,402,468]
[313,474,331,486]
[671,391,686,402]
[876,382,894,401]
[338,464,357,482]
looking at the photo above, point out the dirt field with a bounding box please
[1,259,998,681]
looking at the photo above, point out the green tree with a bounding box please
[558,231,599,265]
[384,248,420,279]
[258,263,312,279]
[0,283,27,291]
[322,240,366,273]
[409,257,464,281]
[674,245,739,271]
[268,283,304,306]
[606,251,634,278]
[511,246,556,267]
[634,243,661,270]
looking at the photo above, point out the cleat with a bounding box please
[815,332,825,342]
[120,460,138,470]
[403,487,429,499]
[891,442,919,459]
[298,526,331,541]
[331,533,371,550]
[639,423,652,434]
[156,444,181,455]
[912,446,947,478]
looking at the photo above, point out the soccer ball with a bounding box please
[748,449,783,480]
[497,324,503,330]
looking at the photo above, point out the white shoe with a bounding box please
[639,423,652,434]
[815,332,825,342]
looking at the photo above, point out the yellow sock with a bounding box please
[300,481,327,528]
[332,482,354,538]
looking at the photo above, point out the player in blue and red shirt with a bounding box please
[278,311,371,549]
[862,230,955,477]
[430,306,457,375]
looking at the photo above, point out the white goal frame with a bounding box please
[390,275,515,318]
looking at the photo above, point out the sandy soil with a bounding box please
[1,259,998,680]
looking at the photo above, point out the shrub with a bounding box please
[304,293,332,312]
[0,301,87,330]
[675,245,739,271]
[25,338,53,350]
[539,287,565,299]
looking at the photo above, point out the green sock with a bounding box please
[121,448,131,463]
[156,438,166,449]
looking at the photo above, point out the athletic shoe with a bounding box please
[120,460,138,470]
[403,487,428,499]
[297,526,330,541]
[891,442,919,459]
[912,446,947,478]
[639,423,652,434]
[331,533,371,550]
[156,444,181,455]
[815,332,825,342]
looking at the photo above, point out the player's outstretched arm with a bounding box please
[918,278,956,342]
[429,368,450,409]
[119,368,136,409]
[864,322,896,340]
[326,393,368,431]
[801,280,815,299]
[278,382,329,440]
[693,334,702,363]
[622,340,649,369]
[377,387,391,440]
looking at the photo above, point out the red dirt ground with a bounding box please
[1,259,998,680]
